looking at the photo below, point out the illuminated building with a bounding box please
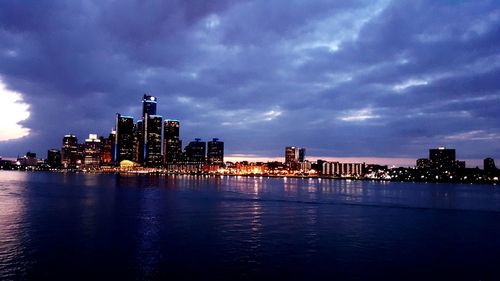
[164,120,182,164]
[185,139,206,163]
[84,134,101,168]
[115,114,135,163]
[207,138,224,166]
[134,120,144,163]
[144,115,163,167]
[285,146,306,169]
[416,158,431,169]
[99,130,115,164]
[322,161,362,177]
[47,149,61,168]
[62,134,78,168]
[429,147,465,170]
[142,94,157,116]
[285,146,299,166]
[18,152,38,167]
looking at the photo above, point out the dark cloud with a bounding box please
[1,0,500,162]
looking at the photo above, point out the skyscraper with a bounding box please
[185,139,206,163]
[207,138,224,166]
[142,94,157,116]
[134,120,144,163]
[429,147,456,170]
[139,94,163,167]
[285,146,300,168]
[99,130,115,165]
[84,134,101,168]
[164,120,182,164]
[61,134,78,169]
[144,115,163,167]
[115,114,135,163]
[298,148,306,162]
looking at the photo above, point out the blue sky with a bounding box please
[0,0,499,165]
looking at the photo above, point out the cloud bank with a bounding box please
[1,0,499,162]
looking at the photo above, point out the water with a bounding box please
[1,171,500,280]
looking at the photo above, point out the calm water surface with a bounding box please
[1,171,500,280]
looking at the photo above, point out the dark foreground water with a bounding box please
[1,171,500,280]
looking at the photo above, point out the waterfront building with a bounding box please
[47,149,61,168]
[144,115,163,167]
[428,147,465,171]
[322,161,362,177]
[299,148,306,162]
[99,131,115,165]
[142,94,157,116]
[484,158,497,172]
[285,146,299,165]
[207,138,224,166]
[18,152,38,167]
[61,134,78,168]
[115,114,135,163]
[163,120,182,164]
[134,120,144,163]
[84,134,101,168]
[185,139,206,163]
[416,158,431,169]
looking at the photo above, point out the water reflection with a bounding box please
[0,171,29,279]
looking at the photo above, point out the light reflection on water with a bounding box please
[1,171,500,280]
[0,172,29,279]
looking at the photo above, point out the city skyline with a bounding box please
[1,1,500,163]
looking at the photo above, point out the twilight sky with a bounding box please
[1,0,500,165]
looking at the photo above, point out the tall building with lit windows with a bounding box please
[185,139,206,163]
[207,138,224,166]
[164,120,182,164]
[115,114,135,163]
[144,115,163,167]
[61,134,78,169]
[84,134,101,168]
[142,94,157,117]
[139,94,163,167]
[99,131,115,165]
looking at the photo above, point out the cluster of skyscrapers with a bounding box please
[49,95,224,169]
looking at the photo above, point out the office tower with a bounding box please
[285,146,299,167]
[207,138,224,166]
[142,94,157,116]
[164,120,182,164]
[144,115,163,167]
[429,147,456,170]
[61,134,78,168]
[100,130,115,164]
[84,134,101,168]
[47,149,61,168]
[134,120,144,163]
[484,158,496,172]
[139,94,162,166]
[115,114,135,163]
[185,139,206,163]
[298,148,306,162]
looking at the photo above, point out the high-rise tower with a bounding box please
[207,138,224,166]
[164,120,182,164]
[115,114,135,163]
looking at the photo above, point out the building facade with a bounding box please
[163,120,182,164]
[207,138,224,166]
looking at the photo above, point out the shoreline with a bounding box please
[2,168,497,185]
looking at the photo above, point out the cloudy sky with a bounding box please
[0,0,499,165]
